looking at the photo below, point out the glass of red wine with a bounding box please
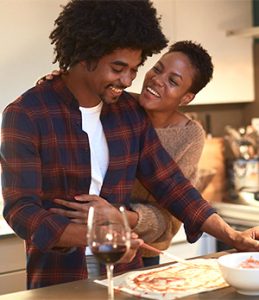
[87,205,131,299]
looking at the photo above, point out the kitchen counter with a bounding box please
[0,251,251,300]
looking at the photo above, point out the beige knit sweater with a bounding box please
[130,119,206,257]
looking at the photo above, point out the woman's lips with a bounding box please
[146,86,160,97]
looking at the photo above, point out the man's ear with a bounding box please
[80,61,87,68]
[179,93,195,106]
[80,60,97,71]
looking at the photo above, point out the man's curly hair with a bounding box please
[50,0,168,71]
[168,41,214,94]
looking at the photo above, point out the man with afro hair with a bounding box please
[1,0,169,289]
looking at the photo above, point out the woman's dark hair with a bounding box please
[50,0,168,71]
[168,41,214,94]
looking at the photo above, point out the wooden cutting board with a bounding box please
[198,137,226,203]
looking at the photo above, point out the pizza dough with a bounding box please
[126,258,228,298]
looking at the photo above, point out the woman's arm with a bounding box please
[130,120,205,249]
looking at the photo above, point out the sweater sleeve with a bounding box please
[130,120,206,252]
[130,202,167,243]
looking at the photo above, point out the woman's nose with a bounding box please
[152,74,164,87]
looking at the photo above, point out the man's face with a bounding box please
[82,48,142,105]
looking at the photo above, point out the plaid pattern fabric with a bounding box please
[1,77,215,289]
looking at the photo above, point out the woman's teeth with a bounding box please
[147,86,160,97]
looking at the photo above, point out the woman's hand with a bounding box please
[36,69,62,85]
[118,232,143,264]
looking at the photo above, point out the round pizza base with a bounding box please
[126,258,227,298]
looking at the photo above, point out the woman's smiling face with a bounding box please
[138,51,196,113]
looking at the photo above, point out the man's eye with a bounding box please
[112,68,123,73]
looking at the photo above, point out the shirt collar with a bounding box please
[52,76,79,108]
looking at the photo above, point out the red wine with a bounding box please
[92,244,127,264]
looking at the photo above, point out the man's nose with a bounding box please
[120,72,135,88]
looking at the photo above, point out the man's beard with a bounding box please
[100,94,121,104]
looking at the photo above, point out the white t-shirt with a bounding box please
[79,102,109,255]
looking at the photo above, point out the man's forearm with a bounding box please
[55,223,87,247]
[52,209,138,248]
[201,213,238,247]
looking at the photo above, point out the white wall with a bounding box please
[0,0,254,111]
[0,0,67,113]
[129,0,254,105]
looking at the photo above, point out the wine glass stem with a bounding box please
[106,263,114,300]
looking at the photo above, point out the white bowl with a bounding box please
[218,252,259,295]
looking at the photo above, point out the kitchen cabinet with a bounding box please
[129,0,254,105]
[0,234,26,295]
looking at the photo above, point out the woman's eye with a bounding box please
[152,66,160,73]
[169,79,178,86]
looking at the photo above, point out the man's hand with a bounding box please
[49,194,120,224]
[50,194,139,228]
[233,226,259,252]
[202,214,259,252]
